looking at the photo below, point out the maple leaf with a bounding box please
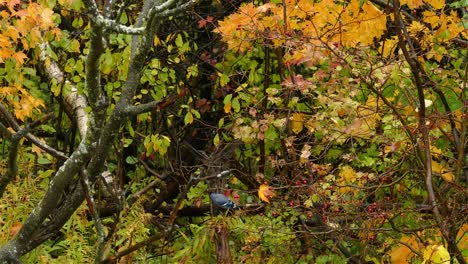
[13,52,27,65]
[206,16,214,23]
[38,7,55,28]
[198,19,207,28]
[258,184,276,203]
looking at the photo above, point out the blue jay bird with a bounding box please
[209,193,238,210]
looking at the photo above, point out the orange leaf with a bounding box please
[13,52,27,65]
[258,184,276,203]
[10,222,22,237]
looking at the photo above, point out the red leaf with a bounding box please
[198,19,207,28]
[198,16,215,28]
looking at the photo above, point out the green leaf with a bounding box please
[187,65,198,79]
[232,97,240,112]
[190,109,201,119]
[219,73,230,86]
[120,12,128,24]
[184,111,193,124]
[223,94,232,104]
[40,125,56,133]
[125,156,138,164]
[123,138,133,148]
[38,169,55,179]
[175,34,183,48]
[218,117,224,128]
[155,135,171,155]
[265,126,278,141]
[37,157,52,165]
[213,133,220,146]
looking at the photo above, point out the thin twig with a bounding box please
[81,169,107,263]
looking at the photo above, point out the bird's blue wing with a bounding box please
[210,193,237,209]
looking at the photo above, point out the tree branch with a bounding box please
[0,141,92,258]
[39,42,89,139]
[96,16,145,35]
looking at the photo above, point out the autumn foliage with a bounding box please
[0,0,466,263]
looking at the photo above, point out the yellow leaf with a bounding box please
[441,172,454,183]
[431,160,445,174]
[422,245,450,264]
[154,36,161,47]
[231,177,238,185]
[457,224,468,250]
[401,0,424,8]
[337,166,358,194]
[423,11,440,27]
[291,113,304,134]
[31,144,44,155]
[431,160,454,183]
[258,184,276,203]
[224,101,231,113]
[426,0,445,9]
[430,145,443,158]
[339,166,356,181]
[388,235,420,263]
[389,227,465,263]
